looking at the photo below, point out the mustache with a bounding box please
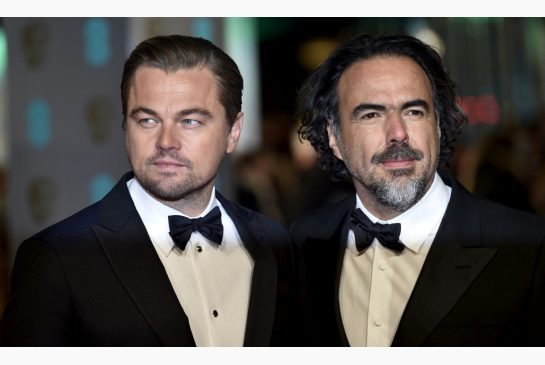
[145,150,192,167]
[371,142,424,164]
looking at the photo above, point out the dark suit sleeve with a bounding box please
[528,237,545,345]
[286,219,317,346]
[266,219,301,346]
[0,238,77,346]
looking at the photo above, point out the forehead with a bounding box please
[337,56,434,107]
[129,65,220,104]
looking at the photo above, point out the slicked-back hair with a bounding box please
[121,34,243,128]
[296,34,467,180]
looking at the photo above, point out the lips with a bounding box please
[381,158,415,169]
[382,157,413,163]
[154,159,184,167]
[152,159,188,171]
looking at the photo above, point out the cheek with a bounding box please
[341,139,375,168]
[411,125,439,154]
[126,133,150,162]
[350,127,382,156]
[426,128,441,156]
[125,134,134,158]
[353,136,379,162]
[192,135,226,163]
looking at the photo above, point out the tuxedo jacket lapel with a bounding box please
[93,173,195,346]
[392,173,497,346]
[91,174,282,346]
[217,193,277,346]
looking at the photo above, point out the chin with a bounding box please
[385,167,416,178]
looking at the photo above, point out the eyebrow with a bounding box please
[176,108,213,119]
[402,99,430,111]
[129,107,158,119]
[351,98,430,118]
[129,107,213,119]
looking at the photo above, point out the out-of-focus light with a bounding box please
[27,98,52,149]
[407,19,445,56]
[0,28,6,77]
[413,27,445,57]
[192,18,214,41]
[224,18,261,153]
[525,18,545,64]
[298,37,339,71]
[90,172,115,203]
[459,94,501,125]
[0,26,6,167]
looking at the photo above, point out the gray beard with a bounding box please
[365,169,427,213]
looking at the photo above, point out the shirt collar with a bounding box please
[355,172,451,254]
[127,177,219,256]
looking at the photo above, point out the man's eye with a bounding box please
[361,112,380,119]
[139,118,158,128]
[182,119,200,126]
[406,109,425,117]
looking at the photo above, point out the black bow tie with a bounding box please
[350,208,405,252]
[168,206,223,250]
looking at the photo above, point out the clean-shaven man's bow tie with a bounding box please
[168,206,223,250]
[350,208,405,252]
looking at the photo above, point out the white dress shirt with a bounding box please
[127,178,254,346]
[339,172,452,346]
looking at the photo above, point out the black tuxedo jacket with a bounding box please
[0,172,294,346]
[290,171,545,346]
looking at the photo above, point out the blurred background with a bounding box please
[1,17,545,315]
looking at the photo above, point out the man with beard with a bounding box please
[0,35,293,346]
[291,34,545,346]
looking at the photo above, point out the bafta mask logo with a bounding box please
[21,21,49,70]
[83,18,111,68]
[27,176,56,224]
[86,95,115,144]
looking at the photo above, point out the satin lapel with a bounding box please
[392,173,497,346]
[93,173,195,346]
[217,193,277,346]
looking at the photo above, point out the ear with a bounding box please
[226,112,243,154]
[327,121,344,161]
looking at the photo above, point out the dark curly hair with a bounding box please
[296,34,467,180]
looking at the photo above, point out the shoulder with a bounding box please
[443,170,545,241]
[10,201,103,284]
[218,193,290,241]
[289,196,354,244]
[452,185,545,244]
[475,197,545,239]
[29,172,135,248]
[26,201,102,250]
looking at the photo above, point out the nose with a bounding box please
[157,123,181,151]
[385,113,408,144]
